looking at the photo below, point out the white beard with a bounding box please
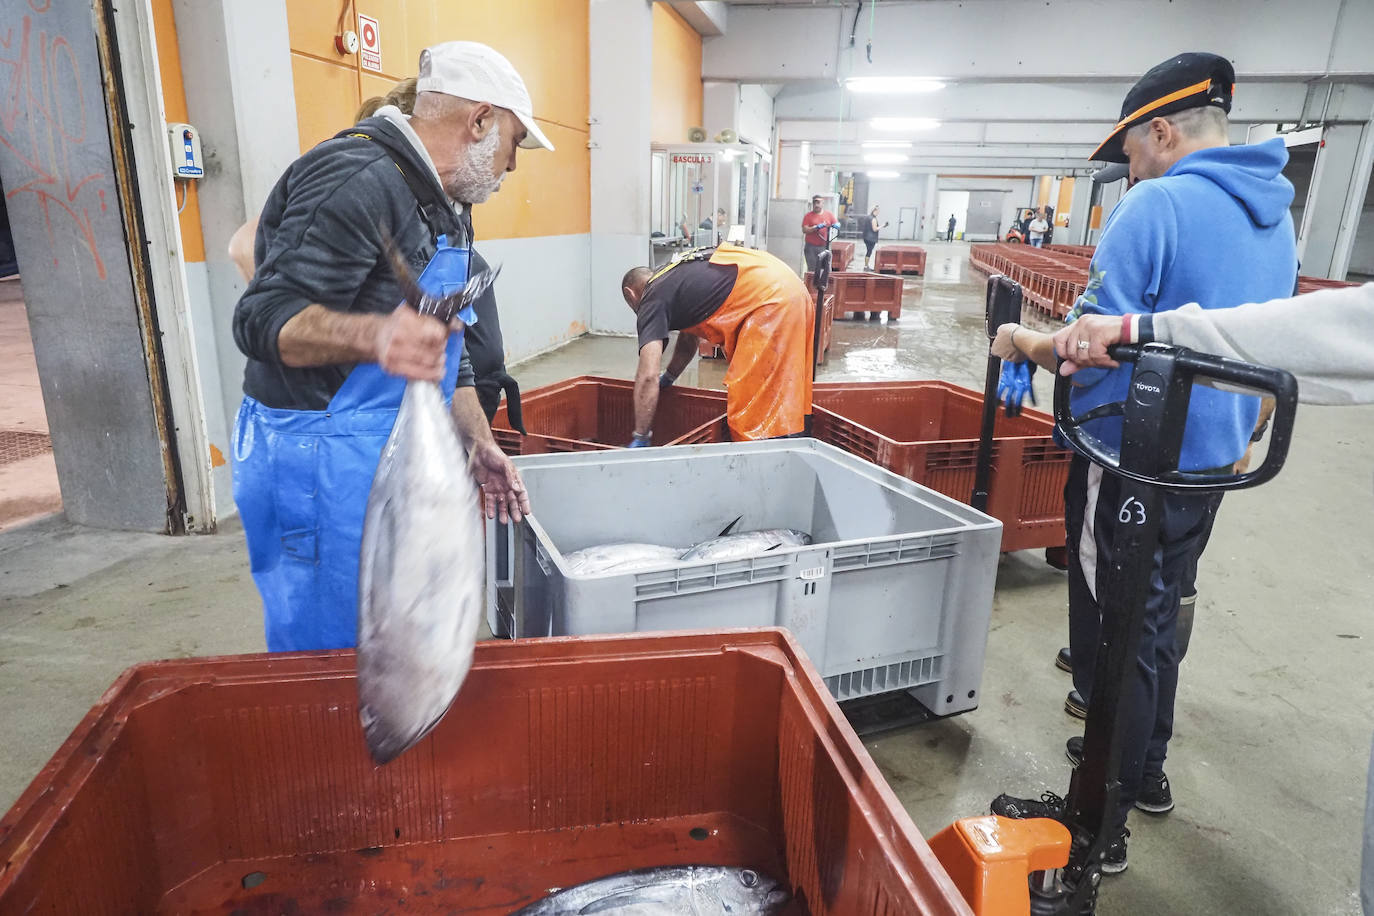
[445,125,502,204]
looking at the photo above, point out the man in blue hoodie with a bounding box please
[989,52,1297,874]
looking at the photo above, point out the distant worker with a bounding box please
[860,205,888,269]
[801,195,836,274]
[700,207,727,232]
[1028,210,1050,247]
[946,213,957,242]
[620,245,814,443]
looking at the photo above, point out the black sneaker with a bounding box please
[991,791,1065,821]
[1064,689,1087,719]
[1055,647,1072,673]
[1101,827,1129,874]
[1066,735,1083,767]
[1136,772,1175,814]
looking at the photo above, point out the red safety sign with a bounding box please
[359,14,382,72]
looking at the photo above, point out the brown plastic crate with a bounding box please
[808,271,903,319]
[876,245,926,275]
[829,239,855,271]
[491,376,727,454]
[0,631,973,915]
[811,381,1070,553]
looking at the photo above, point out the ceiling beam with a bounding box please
[703,0,1374,83]
[662,1,729,37]
[774,81,1330,126]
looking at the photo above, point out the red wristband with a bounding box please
[1120,314,1133,345]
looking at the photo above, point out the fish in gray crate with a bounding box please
[563,543,684,576]
[509,865,790,915]
[679,516,812,563]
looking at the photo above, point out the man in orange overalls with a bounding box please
[620,245,814,445]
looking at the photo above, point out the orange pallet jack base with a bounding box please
[929,815,1071,915]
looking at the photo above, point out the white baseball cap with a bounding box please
[417,41,555,152]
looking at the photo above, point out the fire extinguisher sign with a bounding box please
[358,14,382,72]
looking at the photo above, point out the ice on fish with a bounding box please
[508,865,790,915]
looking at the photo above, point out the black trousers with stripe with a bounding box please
[1064,454,1222,826]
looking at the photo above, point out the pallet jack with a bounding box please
[932,274,1300,914]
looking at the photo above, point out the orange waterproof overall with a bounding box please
[682,246,815,440]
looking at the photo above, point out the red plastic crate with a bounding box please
[0,631,973,914]
[808,271,904,319]
[811,381,1070,553]
[830,239,855,271]
[876,245,927,275]
[491,376,727,454]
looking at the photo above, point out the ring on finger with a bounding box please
[1077,340,1090,350]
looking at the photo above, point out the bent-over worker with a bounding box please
[620,245,815,444]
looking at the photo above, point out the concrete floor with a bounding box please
[0,278,62,530]
[1,241,1370,913]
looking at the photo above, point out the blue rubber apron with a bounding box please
[232,238,476,652]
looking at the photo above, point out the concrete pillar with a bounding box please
[1298,115,1374,280]
[776,141,811,200]
[0,0,175,530]
[589,0,653,335]
[172,0,300,514]
[1069,176,1094,245]
[922,174,938,241]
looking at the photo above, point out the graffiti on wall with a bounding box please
[0,3,111,279]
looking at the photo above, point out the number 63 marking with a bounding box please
[1118,497,1148,525]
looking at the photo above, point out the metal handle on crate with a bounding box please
[1053,343,1298,491]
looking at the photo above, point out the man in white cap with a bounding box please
[232,42,553,653]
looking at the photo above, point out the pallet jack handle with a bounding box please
[812,249,831,384]
[1022,344,1299,915]
[1055,343,1298,491]
[972,275,1024,511]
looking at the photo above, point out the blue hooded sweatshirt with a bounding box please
[1065,138,1297,471]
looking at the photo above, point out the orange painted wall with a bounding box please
[650,4,703,144]
[149,0,205,263]
[284,0,589,240]
[1055,177,1074,226]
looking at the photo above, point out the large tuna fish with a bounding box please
[509,865,790,915]
[679,528,813,563]
[562,542,683,576]
[356,243,487,765]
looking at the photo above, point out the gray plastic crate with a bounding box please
[486,439,1002,714]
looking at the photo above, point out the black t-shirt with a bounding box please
[635,259,738,349]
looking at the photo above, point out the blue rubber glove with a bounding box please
[998,361,1035,417]
[628,432,653,448]
[659,371,677,390]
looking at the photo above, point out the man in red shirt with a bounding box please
[801,195,836,273]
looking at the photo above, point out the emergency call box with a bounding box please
[168,122,204,179]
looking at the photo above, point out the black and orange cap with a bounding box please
[1091,52,1235,163]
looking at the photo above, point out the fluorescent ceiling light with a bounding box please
[846,77,946,94]
[862,141,913,149]
[863,153,909,164]
[871,117,941,132]
[865,170,901,179]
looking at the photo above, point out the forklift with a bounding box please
[932,275,1299,914]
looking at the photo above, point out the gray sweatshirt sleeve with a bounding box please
[1143,283,1374,406]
